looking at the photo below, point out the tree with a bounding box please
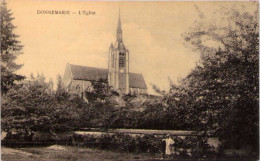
[0,1,25,94]
[83,79,120,129]
[55,74,69,102]
[56,74,65,93]
[182,4,258,151]
[84,78,111,102]
[1,74,81,138]
[1,75,53,136]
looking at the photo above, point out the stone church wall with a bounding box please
[67,79,147,97]
[130,88,147,95]
[69,80,92,96]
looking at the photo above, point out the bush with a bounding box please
[1,75,82,141]
[173,136,221,158]
[72,132,220,157]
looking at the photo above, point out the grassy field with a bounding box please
[2,145,162,161]
[2,145,258,161]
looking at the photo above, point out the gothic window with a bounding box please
[76,85,80,91]
[112,54,114,68]
[86,86,91,92]
[68,82,72,92]
[119,52,125,67]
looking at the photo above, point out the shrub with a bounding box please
[1,75,82,141]
[173,136,220,158]
[72,132,219,157]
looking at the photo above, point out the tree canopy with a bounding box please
[178,4,258,149]
[0,1,25,94]
[1,74,81,137]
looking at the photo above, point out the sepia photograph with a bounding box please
[0,0,259,160]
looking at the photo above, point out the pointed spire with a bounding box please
[117,7,122,32]
[117,7,122,42]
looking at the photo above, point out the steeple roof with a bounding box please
[117,9,122,32]
[115,9,126,50]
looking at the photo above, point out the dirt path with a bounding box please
[1,146,41,161]
[1,145,256,161]
[2,146,34,157]
[1,145,161,161]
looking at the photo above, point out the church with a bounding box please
[63,13,147,96]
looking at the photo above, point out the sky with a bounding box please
[6,0,257,94]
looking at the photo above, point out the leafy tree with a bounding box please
[2,75,53,136]
[56,74,65,93]
[161,84,196,130]
[85,79,111,102]
[182,4,258,150]
[55,74,70,102]
[0,1,25,94]
[1,74,81,138]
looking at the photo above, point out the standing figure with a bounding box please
[162,134,166,158]
[162,134,175,156]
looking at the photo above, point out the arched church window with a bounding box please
[112,54,114,68]
[119,52,125,67]
[76,85,80,91]
[86,86,91,92]
[76,85,81,95]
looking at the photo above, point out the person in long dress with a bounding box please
[162,134,175,156]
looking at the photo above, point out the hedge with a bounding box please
[72,132,222,158]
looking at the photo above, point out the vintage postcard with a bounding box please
[1,0,258,160]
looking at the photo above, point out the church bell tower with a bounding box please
[108,11,129,94]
